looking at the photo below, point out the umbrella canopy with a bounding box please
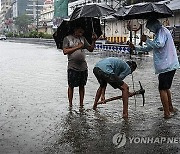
[53,17,102,49]
[113,2,173,20]
[70,3,115,20]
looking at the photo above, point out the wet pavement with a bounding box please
[0,41,180,154]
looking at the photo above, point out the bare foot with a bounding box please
[80,105,84,108]
[158,107,178,113]
[163,115,172,119]
[101,96,105,102]
[122,113,128,119]
[101,100,106,104]
[93,103,97,110]
[164,113,171,119]
[79,106,85,112]
[69,104,72,109]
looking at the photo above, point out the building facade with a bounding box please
[0,0,13,33]
[0,0,45,33]
[39,0,54,34]
[0,0,180,40]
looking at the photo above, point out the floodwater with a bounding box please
[0,41,180,154]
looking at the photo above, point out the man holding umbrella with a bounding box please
[63,25,98,108]
[130,18,179,119]
[53,3,114,109]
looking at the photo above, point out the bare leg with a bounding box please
[159,90,170,118]
[79,86,85,108]
[100,86,106,102]
[122,87,129,119]
[68,87,74,107]
[93,87,103,110]
[120,82,130,118]
[167,89,174,112]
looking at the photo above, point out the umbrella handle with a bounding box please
[91,18,95,33]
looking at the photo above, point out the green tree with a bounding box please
[14,14,33,33]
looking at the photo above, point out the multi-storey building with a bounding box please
[1,0,180,42]
[11,0,44,21]
[26,0,44,20]
[39,0,54,33]
[0,0,45,33]
[0,0,13,33]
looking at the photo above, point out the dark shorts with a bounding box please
[158,70,176,90]
[68,69,88,88]
[93,67,124,89]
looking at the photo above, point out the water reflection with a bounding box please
[45,50,180,154]
[0,42,179,153]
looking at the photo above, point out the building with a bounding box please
[1,0,180,39]
[101,0,180,44]
[26,0,44,20]
[39,0,54,34]
[0,0,45,33]
[0,0,14,33]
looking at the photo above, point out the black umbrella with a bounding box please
[53,17,102,49]
[113,2,173,58]
[70,3,115,20]
[69,4,115,40]
[113,2,173,20]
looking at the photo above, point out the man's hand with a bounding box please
[92,32,98,41]
[77,42,84,49]
[129,42,135,49]
[63,42,84,55]
[141,35,147,42]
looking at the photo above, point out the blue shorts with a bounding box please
[158,70,176,90]
[68,69,88,88]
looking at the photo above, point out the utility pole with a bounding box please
[36,0,39,33]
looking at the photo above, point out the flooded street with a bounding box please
[0,41,180,154]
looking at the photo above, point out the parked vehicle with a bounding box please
[0,35,6,40]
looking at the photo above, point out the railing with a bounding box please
[95,43,130,54]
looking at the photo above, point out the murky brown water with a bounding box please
[0,41,180,154]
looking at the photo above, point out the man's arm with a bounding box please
[135,30,167,53]
[145,28,168,49]
[63,42,83,55]
[86,33,98,52]
[86,40,96,52]
[62,37,84,55]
